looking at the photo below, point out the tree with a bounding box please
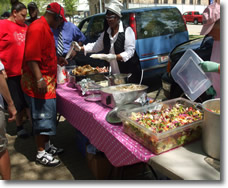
[0,0,10,15]
[63,0,78,17]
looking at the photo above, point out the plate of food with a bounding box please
[71,65,109,82]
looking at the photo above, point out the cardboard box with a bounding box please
[86,151,113,180]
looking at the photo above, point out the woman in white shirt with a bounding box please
[74,1,142,83]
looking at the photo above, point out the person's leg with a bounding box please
[15,110,29,138]
[0,110,10,180]
[25,96,60,167]
[44,98,64,156]
[35,134,49,152]
[5,76,29,138]
[0,149,11,180]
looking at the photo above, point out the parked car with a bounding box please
[75,6,189,88]
[161,35,214,102]
[182,11,203,25]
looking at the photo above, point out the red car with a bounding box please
[182,11,203,25]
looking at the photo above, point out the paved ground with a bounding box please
[5,117,95,180]
[186,23,203,35]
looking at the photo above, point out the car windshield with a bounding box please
[136,8,186,39]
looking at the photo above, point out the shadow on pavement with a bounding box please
[5,117,95,180]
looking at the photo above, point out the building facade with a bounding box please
[88,0,210,15]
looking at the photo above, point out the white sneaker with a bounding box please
[46,144,64,156]
[36,152,61,167]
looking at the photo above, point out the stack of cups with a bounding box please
[57,65,67,84]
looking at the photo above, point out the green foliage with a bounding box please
[63,0,78,17]
[0,0,10,15]
[0,0,79,17]
[189,35,204,40]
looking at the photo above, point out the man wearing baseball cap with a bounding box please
[21,2,68,167]
[199,2,220,98]
[46,2,67,22]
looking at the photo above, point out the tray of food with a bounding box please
[71,65,109,82]
[100,84,148,108]
[117,98,203,154]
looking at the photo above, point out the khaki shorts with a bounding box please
[0,108,7,153]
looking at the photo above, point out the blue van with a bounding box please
[77,6,189,82]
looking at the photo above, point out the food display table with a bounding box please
[56,83,155,167]
[56,83,220,180]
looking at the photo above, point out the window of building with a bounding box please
[154,0,159,3]
[197,0,201,4]
[164,0,168,3]
[182,0,185,4]
[190,0,193,4]
[173,0,177,4]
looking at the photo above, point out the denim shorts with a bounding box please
[24,94,57,136]
[0,108,7,153]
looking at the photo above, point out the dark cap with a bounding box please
[28,2,38,9]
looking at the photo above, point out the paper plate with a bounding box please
[106,103,142,125]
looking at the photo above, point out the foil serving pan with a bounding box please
[75,79,101,95]
[100,84,148,108]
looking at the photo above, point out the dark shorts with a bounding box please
[24,94,57,136]
[5,76,28,113]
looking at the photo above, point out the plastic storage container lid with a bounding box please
[171,49,212,101]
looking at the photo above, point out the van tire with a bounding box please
[194,19,198,25]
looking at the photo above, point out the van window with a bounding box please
[88,15,105,40]
[80,19,90,34]
[121,14,130,27]
[136,8,186,39]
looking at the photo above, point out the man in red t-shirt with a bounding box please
[21,2,67,167]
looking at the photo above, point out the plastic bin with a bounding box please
[118,98,203,154]
[171,49,212,101]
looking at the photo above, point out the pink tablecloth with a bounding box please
[56,83,155,167]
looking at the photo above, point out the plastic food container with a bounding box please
[171,49,212,101]
[118,98,203,154]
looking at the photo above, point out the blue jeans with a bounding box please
[24,94,57,136]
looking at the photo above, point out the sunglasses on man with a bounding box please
[105,15,117,20]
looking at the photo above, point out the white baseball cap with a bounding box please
[105,0,123,18]
[200,2,220,35]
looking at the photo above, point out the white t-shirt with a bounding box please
[0,61,5,109]
[84,21,136,74]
